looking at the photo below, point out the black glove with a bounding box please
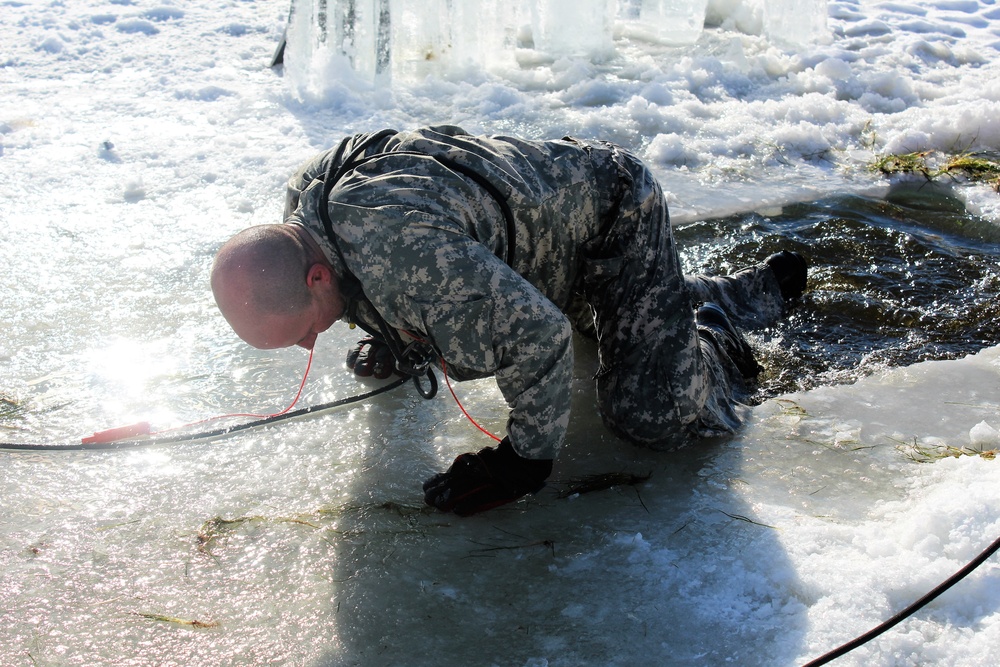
[346,336,398,379]
[423,437,553,516]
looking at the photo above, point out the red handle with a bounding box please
[81,422,152,444]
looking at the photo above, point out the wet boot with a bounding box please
[765,250,808,302]
[696,302,762,381]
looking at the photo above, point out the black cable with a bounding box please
[802,532,1000,666]
[0,375,412,452]
[412,366,438,399]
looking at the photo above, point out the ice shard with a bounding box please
[618,0,709,45]
[529,0,614,59]
[763,0,829,44]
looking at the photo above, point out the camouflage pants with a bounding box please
[580,147,785,449]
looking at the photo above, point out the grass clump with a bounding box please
[896,439,997,463]
[870,151,933,177]
[940,153,1000,189]
[555,471,651,499]
[136,612,220,629]
[774,398,808,417]
[870,150,1000,191]
[1,394,25,423]
[196,514,320,557]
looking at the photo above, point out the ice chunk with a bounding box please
[389,0,451,80]
[619,0,709,45]
[448,0,521,72]
[287,0,521,88]
[335,0,392,83]
[285,0,391,91]
[390,0,522,79]
[529,0,614,58]
[763,0,829,44]
[969,420,999,447]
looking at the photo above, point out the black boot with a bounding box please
[696,302,762,380]
[765,250,808,302]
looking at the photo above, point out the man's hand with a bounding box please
[423,437,553,516]
[346,336,398,379]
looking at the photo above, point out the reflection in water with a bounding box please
[676,183,1000,398]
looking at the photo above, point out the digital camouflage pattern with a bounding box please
[283,126,785,459]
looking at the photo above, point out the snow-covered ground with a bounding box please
[1,1,999,665]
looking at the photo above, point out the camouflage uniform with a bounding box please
[283,126,785,459]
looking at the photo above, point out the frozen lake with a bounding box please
[2,0,1000,665]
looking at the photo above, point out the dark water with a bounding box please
[676,183,1000,400]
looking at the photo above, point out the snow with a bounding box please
[2,0,999,665]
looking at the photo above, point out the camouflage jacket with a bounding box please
[284,125,622,460]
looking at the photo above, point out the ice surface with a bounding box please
[2,0,1000,665]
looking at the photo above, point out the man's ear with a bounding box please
[305,262,331,288]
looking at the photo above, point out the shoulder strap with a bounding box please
[318,128,398,251]
[316,131,437,376]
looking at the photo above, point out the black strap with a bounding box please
[312,130,433,376]
[318,129,398,245]
[802,531,1000,666]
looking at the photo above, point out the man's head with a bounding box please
[211,224,344,350]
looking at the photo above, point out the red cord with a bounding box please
[83,337,502,445]
[161,346,315,431]
[401,331,501,442]
[83,347,316,444]
[439,356,502,442]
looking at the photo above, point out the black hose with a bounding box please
[0,375,412,452]
[802,532,1000,666]
[412,367,438,399]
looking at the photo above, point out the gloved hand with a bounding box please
[346,336,398,379]
[423,437,553,516]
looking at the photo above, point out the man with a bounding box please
[211,125,807,516]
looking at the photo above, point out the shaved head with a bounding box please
[211,224,313,317]
[211,224,343,349]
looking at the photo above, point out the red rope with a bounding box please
[439,356,502,442]
[82,339,502,446]
[83,347,317,443]
[163,346,315,430]
[401,331,501,442]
